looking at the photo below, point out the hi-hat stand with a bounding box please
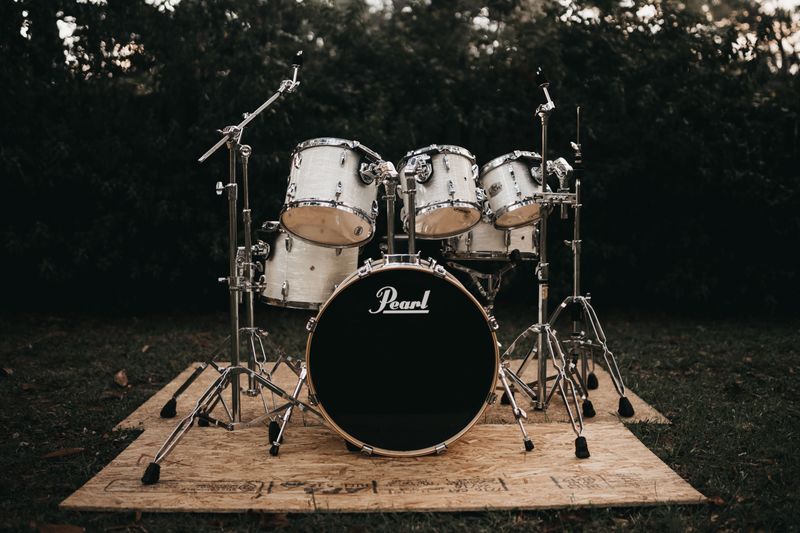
[548,107,634,418]
[492,69,589,458]
[142,52,322,485]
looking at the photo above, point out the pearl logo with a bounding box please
[368,286,431,315]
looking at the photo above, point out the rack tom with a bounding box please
[443,215,537,261]
[280,138,382,248]
[480,151,547,229]
[397,145,482,239]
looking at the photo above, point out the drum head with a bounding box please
[281,205,372,247]
[495,203,542,229]
[415,205,481,239]
[307,262,498,456]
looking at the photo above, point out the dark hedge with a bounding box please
[1,0,798,313]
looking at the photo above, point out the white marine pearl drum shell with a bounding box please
[479,151,548,229]
[280,138,381,248]
[397,145,482,239]
[444,218,537,260]
[261,223,359,310]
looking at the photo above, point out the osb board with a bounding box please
[116,359,667,431]
[61,422,704,513]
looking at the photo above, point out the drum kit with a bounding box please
[141,55,635,485]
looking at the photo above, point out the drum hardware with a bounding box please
[446,254,522,314]
[500,323,589,457]
[546,107,635,418]
[142,53,321,485]
[403,157,423,255]
[491,68,589,458]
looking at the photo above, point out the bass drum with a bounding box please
[306,256,499,456]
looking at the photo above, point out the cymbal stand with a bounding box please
[548,107,634,418]
[499,69,589,458]
[142,53,322,485]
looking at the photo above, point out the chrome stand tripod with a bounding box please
[497,69,589,458]
[548,107,634,418]
[142,53,322,485]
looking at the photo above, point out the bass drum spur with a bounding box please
[280,138,382,248]
[259,221,359,310]
[305,256,499,456]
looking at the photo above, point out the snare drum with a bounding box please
[306,256,498,456]
[443,215,537,261]
[479,151,548,229]
[259,222,358,310]
[280,138,382,248]
[397,145,482,239]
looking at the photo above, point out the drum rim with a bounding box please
[443,250,538,261]
[492,200,543,228]
[401,200,483,239]
[280,200,376,248]
[304,259,500,457]
[293,137,382,162]
[398,144,476,167]
[480,150,542,176]
[260,295,322,310]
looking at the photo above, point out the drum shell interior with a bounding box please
[281,139,379,247]
[305,258,499,457]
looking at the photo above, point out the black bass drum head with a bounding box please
[306,258,498,456]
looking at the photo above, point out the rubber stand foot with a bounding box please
[197,416,209,427]
[587,372,599,390]
[345,440,360,452]
[524,438,534,452]
[159,398,177,419]
[269,444,279,456]
[268,421,280,444]
[575,436,590,459]
[500,391,513,405]
[582,399,596,418]
[618,396,635,417]
[141,462,160,485]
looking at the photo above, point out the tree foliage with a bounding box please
[1,0,798,312]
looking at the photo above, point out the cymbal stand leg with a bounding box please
[498,364,533,451]
[269,364,309,457]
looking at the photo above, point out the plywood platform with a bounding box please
[116,359,668,432]
[62,422,703,513]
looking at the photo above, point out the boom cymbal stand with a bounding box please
[497,68,589,458]
[547,107,634,418]
[142,52,323,485]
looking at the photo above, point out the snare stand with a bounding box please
[142,54,323,485]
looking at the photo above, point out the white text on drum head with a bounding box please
[368,286,431,314]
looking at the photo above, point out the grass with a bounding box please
[1,304,799,532]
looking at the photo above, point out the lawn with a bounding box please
[1,305,798,532]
